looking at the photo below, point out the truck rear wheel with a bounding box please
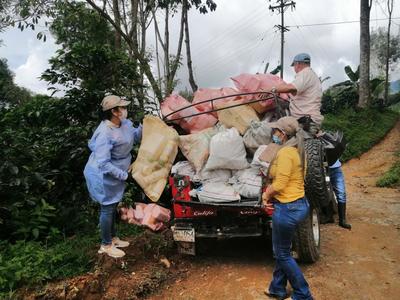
[294,204,320,263]
[304,139,336,223]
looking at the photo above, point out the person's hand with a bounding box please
[262,191,271,204]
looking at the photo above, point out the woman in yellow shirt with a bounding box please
[262,117,313,300]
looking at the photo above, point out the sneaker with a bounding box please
[112,237,130,248]
[98,244,125,258]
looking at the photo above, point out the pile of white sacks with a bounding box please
[171,119,281,204]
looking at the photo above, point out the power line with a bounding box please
[287,17,400,28]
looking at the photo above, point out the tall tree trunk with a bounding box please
[359,0,372,108]
[183,0,198,92]
[112,0,121,49]
[167,4,185,95]
[384,0,394,105]
[86,0,163,101]
[164,6,170,96]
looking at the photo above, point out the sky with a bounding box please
[0,0,399,96]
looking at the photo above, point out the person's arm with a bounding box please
[272,83,297,95]
[95,133,128,181]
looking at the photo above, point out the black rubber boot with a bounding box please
[338,203,351,230]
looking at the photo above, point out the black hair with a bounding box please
[99,108,114,121]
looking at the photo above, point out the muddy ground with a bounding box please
[21,122,400,300]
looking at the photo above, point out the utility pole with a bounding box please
[269,0,296,79]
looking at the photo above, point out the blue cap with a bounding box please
[291,53,311,66]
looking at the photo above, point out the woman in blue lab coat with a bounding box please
[84,95,142,258]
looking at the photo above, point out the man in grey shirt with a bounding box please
[267,53,323,132]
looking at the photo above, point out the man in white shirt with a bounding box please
[268,53,323,132]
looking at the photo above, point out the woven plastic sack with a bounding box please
[130,116,179,202]
[251,145,270,168]
[197,182,240,203]
[243,120,272,154]
[231,73,290,113]
[179,127,219,173]
[205,128,249,170]
[161,94,217,133]
[216,101,259,135]
[230,167,263,198]
[194,168,232,183]
[192,87,240,117]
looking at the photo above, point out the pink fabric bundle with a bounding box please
[192,87,241,117]
[120,203,171,231]
[231,73,290,113]
[161,94,217,133]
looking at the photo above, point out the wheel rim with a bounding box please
[312,209,320,247]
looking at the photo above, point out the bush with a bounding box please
[0,223,145,296]
[376,152,400,188]
[322,108,399,161]
[0,236,97,295]
[321,81,358,114]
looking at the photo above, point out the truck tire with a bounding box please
[294,204,320,263]
[304,139,336,223]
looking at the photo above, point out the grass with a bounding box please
[389,102,400,113]
[0,222,144,297]
[322,108,399,161]
[376,151,400,188]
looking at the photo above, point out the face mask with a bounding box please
[119,108,128,121]
[272,135,283,145]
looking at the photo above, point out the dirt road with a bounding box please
[149,122,400,300]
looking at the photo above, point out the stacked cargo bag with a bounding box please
[161,93,217,133]
[215,101,259,135]
[192,87,240,117]
[171,161,196,180]
[205,127,249,170]
[230,167,263,198]
[196,182,241,203]
[178,126,221,173]
[231,73,290,114]
[243,120,273,154]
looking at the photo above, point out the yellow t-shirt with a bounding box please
[269,146,305,203]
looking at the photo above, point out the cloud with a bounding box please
[14,47,51,95]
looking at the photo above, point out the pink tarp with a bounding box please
[231,73,290,113]
[120,203,171,231]
[161,94,217,133]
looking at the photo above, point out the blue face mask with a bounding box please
[272,135,283,145]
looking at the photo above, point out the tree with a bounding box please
[370,28,400,77]
[359,0,372,108]
[85,0,216,102]
[384,0,394,104]
[0,58,32,108]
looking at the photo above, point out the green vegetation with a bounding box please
[0,223,144,297]
[323,108,399,162]
[376,151,400,188]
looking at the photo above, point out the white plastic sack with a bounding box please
[194,168,232,183]
[171,161,196,179]
[230,167,263,198]
[243,120,272,154]
[197,182,241,203]
[251,145,270,168]
[205,128,249,171]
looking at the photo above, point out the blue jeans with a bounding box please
[269,197,313,300]
[100,203,118,245]
[329,167,346,204]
